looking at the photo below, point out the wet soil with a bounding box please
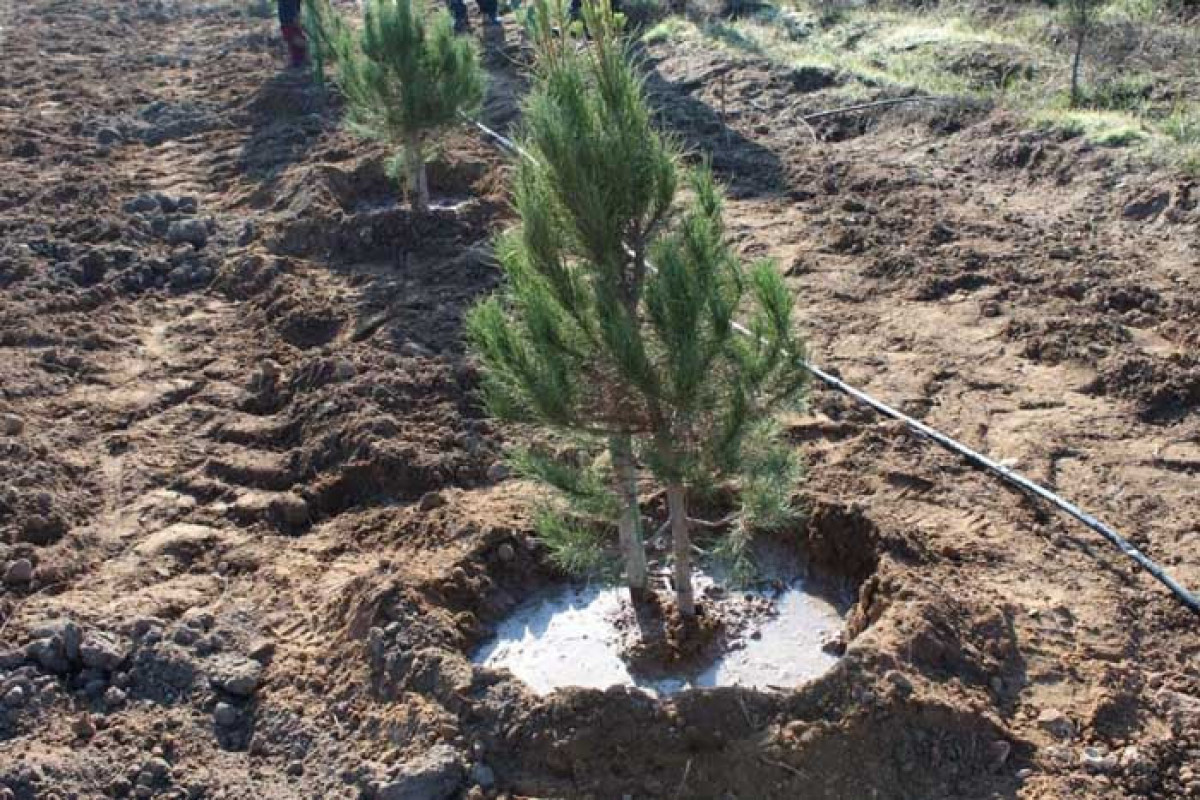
[1,1,1199,800]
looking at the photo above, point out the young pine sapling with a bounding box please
[468,0,807,619]
[333,0,484,212]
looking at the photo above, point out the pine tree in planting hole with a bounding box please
[468,0,807,621]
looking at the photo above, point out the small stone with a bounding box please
[0,413,24,436]
[3,558,33,584]
[124,194,160,214]
[377,745,464,800]
[183,610,214,630]
[1036,708,1074,740]
[1118,745,1144,770]
[820,631,847,656]
[213,701,239,727]
[270,493,309,527]
[62,621,82,663]
[1016,768,1033,780]
[175,196,198,214]
[884,670,913,696]
[166,219,209,248]
[496,543,515,562]
[286,761,304,777]
[210,656,262,697]
[73,714,96,739]
[172,626,199,646]
[3,685,27,707]
[247,639,276,664]
[97,127,123,145]
[331,358,356,381]
[486,462,509,483]
[80,631,128,671]
[27,636,70,673]
[104,686,127,708]
[110,777,132,797]
[237,221,257,246]
[419,491,447,512]
[1080,745,1116,773]
[194,633,221,656]
[469,763,495,789]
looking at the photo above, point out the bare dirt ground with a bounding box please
[1,1,1198,799]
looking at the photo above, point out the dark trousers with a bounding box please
[279,0,301,26]
[448,0,497,20]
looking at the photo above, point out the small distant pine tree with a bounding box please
[468,0,807,618]
[332,0,485,211]
[1067,0,1100,108]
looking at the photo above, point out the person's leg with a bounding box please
[278,0,301,26]
[476,0,500,25]
[278,0,308,67]
[448,0,471,32]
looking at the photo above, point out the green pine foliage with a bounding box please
[508,446,618,520]
[468,0,807,618]
[532,507,613,579]
[331,0,485,211]
[303,0,348,87]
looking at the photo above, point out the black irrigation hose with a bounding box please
[462,114,1200,618]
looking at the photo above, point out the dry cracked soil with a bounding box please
[1,1,1198,799]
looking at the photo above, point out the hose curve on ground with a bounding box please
[464,114,1200,618]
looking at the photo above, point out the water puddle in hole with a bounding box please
[474,573,847,696]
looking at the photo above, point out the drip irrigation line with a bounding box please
[461,114,1200,618]
[800,95,951,122]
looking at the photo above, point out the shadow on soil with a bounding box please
[643,55,788,198]
[237,70,342,193]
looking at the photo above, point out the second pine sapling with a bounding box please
[333,0,484,212]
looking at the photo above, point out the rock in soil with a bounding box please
[208,656,262,697]
[166,219,209,248]
[0,413,24,436]
[3,558,34,584]
[213,702,239,727]
[377,745,464,800]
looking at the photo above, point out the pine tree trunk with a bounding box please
[666,483,695,617]
[1070,5,1087,109]
[609,434,648,601]
[405,133,429,213]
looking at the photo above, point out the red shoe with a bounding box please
[281,23,309,68]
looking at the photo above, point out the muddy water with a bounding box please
[474,579,844,695]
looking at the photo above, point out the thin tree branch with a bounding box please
[687,513,738,530]
[759,755,805,779]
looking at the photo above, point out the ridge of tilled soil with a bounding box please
[2,1,1199,800]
